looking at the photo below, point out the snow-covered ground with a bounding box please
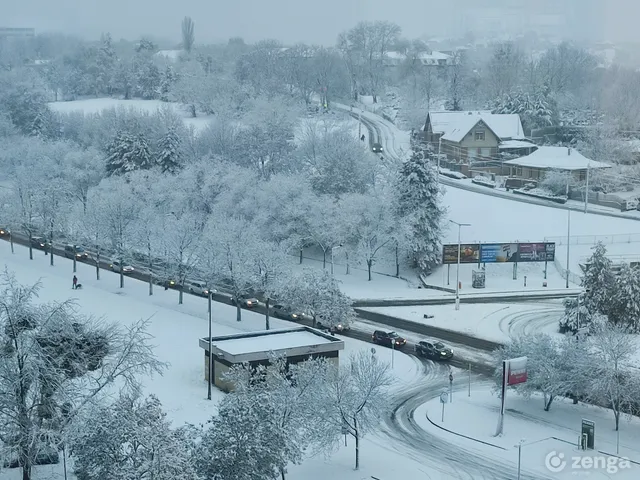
[48,98,215,133]
[0,240,427,480]
[363,301,565,344]
[416,385,640,478]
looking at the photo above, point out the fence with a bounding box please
[554,254,583,285]
[544,233,640,246]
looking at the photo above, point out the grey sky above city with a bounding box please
[3,0,639,45]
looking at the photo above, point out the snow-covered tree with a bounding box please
[581,242,614,316]
[394,148,444,274]
[305,196,346,269]
[491,88,556,133]
[169,61,205,117]
[323,350,392,470]
[343,192,394,281]
[0,272,164,480]
[558,295,595,334]
[539,169,571,196]
[70,391,199,480]
[95,180,142,288]
[277,268,355,329]
[63,147,105,213]
[156,126,183,174]
[105,131,154,175]
[609,264,640,331]
[486,42,524,100]
[585,324,640,430]
[163,212,205,304]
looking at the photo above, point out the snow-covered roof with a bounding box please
[427,111,525,142]
[503,146,611,171]
[383,51,453,66]
[199,326,344,363]
[499,140,538,150]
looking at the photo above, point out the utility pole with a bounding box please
[584,163,590,214]
[566,180,571,289]
[207,290,213,400]
[450,220,471,310]
[437,136,442,188]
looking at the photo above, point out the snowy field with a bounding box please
[0,240,430,480]
[416,385,640,479]
[363,301,565,344]
[48,98,215,133]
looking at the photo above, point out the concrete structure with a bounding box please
[423,110,536,175]
[502,146,610,181]
[199,327,344,392]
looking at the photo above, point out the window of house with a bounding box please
[475,130,485,141]
[468,148,478,161]
[480,147,491,158]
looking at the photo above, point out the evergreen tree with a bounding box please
[491,87,557,133]
[609,264,640,331]
[159,65,177,102]
[394,148,444,274]
[581,242,614,315]
[157,127,183,174]
[95,33,117,95]
[106,131,154,175]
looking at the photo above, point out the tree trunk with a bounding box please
[544,394,554,411]
[119,257,124,288]
[299,248,303,264]
[615,409,620,431]
[323,249,327,269]
[21,458,31,480]
[280,467,286,480]
[189,104,196,117]
[265,298,270,330]
[148,247,153,296]
[179,285,183,304]
[345,252,350,274]
[10,232,14,253]
[367,260,372,281]
[354,417,360,470]
[49,230,54,266]
[236,303,242,322]
[312,314,317,328]
[395,245,400,277]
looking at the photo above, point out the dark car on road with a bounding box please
[30,236,50,250]
[372,330,406,348]
[64,244,89,260]
[231,294,259,308]
[0,227,9,236]
[415,340,453,360]
[372,142,383,153]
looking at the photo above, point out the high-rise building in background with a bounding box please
[0,27,35,38]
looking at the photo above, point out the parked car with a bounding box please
[0,227,9,236]
[30,236,50,250]
[64,244,89,260]
[231,294,259,308]
[272,304,304,321]
[188,281,212,296]
[372,330,406,348]
[110,261,134,273]
[372,142,383,153]
[415,340,453,360]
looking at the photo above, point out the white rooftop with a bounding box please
[428,111,526,142]
[503,146,611,171]
[499,140,538,150]
[213,330,334,355]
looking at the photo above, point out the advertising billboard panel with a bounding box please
[442,244,480,264]
[507,356,528,385]
[480,243,519,263]
[518,242,555,262]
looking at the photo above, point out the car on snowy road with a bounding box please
[64,244,89,261]
[271,304,305,321]
[30,236,50,251]
[231,294,259,308]
[372,330,406,348]
[0,227,9,236]
[110,261,134,274]
[372,142,383,153]
[415,340,453,360]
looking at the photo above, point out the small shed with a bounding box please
[502,146,611,181]
[199,326,344,392]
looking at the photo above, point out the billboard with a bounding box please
[480,243,519,263]
[518,242,555,262]
[507,356,528,385]
[442,244,480,264]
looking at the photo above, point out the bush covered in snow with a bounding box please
[471,176,496,188]
[513,187,567,203]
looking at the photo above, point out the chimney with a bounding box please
[568,147,571,156]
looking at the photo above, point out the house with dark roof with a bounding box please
[422,111,537,176]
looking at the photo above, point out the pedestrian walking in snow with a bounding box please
[73,275,78,290]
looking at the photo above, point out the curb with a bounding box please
[423,407,507,450]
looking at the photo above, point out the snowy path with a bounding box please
[333,103,640,222]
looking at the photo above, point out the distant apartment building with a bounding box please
[0,27,35,38]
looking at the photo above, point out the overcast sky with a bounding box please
[3,0,639,45]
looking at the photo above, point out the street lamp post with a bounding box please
[437,136,442,188]
[207,290,213,401]
[331,244,343,275]
[566,181,571,288]
[516,439,525,480]
[449,220,471,310]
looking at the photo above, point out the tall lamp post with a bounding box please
[449,220,471,310]
[207,290,213,400]
[437,136,442,188]
[331,244,343,275]
[566,181,571,288]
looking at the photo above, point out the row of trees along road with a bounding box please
[494,324,640,432]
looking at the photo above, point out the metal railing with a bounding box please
[545,233,640,246]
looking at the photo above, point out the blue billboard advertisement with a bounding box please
[480,243,519,263]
